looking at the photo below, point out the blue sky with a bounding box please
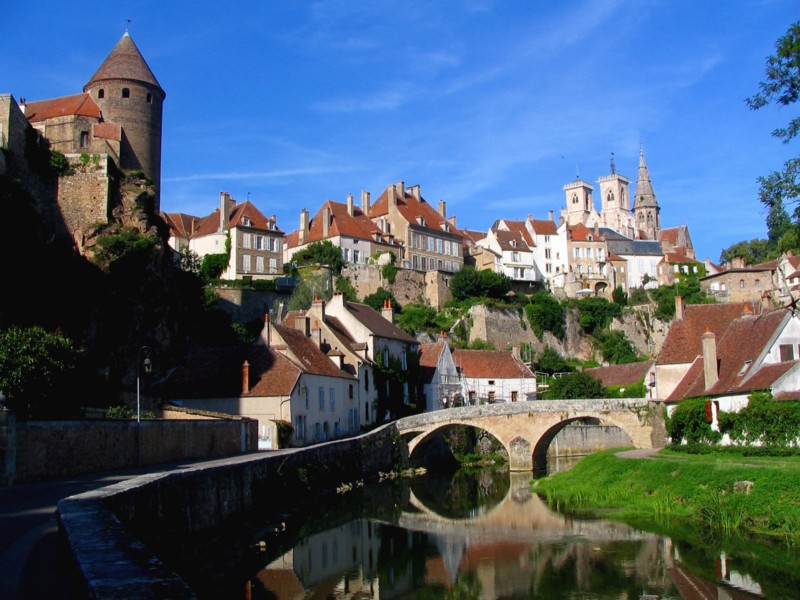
[4,1,798,263]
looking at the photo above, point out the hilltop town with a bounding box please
[3,31,800,457]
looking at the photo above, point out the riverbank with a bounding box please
[533,447,800,545]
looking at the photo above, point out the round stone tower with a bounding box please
[83,32,166,208]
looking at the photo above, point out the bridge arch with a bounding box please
[395,399,660,472]
[530,416,633,473]
[406,422,507,470]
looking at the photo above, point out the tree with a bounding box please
[525,293,565,339]
[535,346,570,375]
[575,297,621,335]
[747,22,800,231]
[542,371,605,400]
[0,326,82,418]
[450,266,511,300]
[719,238,774,266]
[292,240,345,274]
[363,288,400,313]
[612,285,628,307]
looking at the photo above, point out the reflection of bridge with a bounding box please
[396,399,662,471]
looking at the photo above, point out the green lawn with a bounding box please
[533,447,800,545]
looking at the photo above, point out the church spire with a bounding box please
[633,148,660,239]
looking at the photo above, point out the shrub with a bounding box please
[667,397,721,444]
[542,371,605,399]
[525,293,565,339]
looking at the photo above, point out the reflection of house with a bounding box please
[162,191,284,280]
[654,297,800,437]
[160,317,357,448]
[283,195,401,267]
[453,348,537,404]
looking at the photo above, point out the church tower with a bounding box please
[597,153,633,237]
[563,177,595,227]
[83,32,165,208]
[632,149,660,240]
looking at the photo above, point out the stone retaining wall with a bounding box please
[57,424,405,598]
[0,411,258,485]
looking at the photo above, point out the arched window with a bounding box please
[572,193,578,205]
[739,279,746,289]
[97,89,104,99]
[121,88,130,98]
[755,279,761,288]
[607,191,615,205]
[146,93,152,104]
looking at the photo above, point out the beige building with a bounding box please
[367,182,465,273]
[163,191,285,280]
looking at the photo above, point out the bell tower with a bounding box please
[598,152,634,237]
[83,32,166,209]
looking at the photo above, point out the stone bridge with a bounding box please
[395,399,663,471]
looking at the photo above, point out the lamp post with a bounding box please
[136,346,152,423]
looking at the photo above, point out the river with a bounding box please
[158,464,799,599]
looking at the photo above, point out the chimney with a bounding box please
[382,299,395,324]
[594,222,600,238]
[549,210,554,221]
[347,194,354,216]
[387,184,397,206]
[409,185,421,200]
[261,314,271,347]
[295,315,311,336]
[323,206,331,238]
[220,191,235,232]
[438,200,447,218]
[702,326,719,390]
[448,215,457,228]
[396,181,405,198]
[675,296,685,321]
[361,190,371,216]
[310,295,326,321]
[299,208,309,244]
[743,303,753,318]
[242,360,250,394]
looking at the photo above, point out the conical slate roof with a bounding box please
[84,32,163,92]
[633,149,657,208]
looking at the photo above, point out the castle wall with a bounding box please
[55,155,113,249]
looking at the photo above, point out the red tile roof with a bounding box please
[285,200,396,249]
[273,323,355,380]
[163,199,280,240]
[584,360,654,388]
[343,301,418,344]
[419,342,446,368]
[497,219,535,246]
[492,228,534,252]
[370,185,465,239]
[24,93,101,122]
[85,32,163,91]
[657,303,751,365]
[569,223,603,242]
[452,349,534,379]
[528,218,558,236]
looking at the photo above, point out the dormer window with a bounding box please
[737,360,752,376]
[242,217,251,227]
[417,216,426,226]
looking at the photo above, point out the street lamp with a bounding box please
[137,346,152,424]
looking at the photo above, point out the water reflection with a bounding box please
[247,472,682,599]
[169,467,798,599]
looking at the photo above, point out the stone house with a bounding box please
[525,214,565,283]
[283,195,402,268]
[654,297,800,440]
[657,249,705,287]
[419,338,463,411]
[159,317,358,449]
[163,191,285,280]
[452,348,537,404]
[367,182,465,273]
[477,219,537,284]
[699,257,776,308]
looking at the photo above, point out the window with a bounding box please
[780,344,795,362]
[488,391,495,402]
[334,422,340,437]
[349,384,353,399]
[739,279,746,289]
[304,387,309,409]
[365,401,369,422]
[80,131,89,148]
[412,255,418,270]
[444,241,451,255]
[421,256,428,270]
[545,248,551,259]
[256,256,264,272]
[267,237,276,252]
[97,89,104,99]
[546,263,552,273]
[428,237,435,252]
[353,249,360,264]
[511,391,518,402]
[437,259,443,270]
[401,351,407,370]
[330,388,335,410]
[342,248,350,262]
[255,235,264,250]
[243,234,252,249]
[755,279,761,288]
[146,92,152,104]
[121,88,130,98]
[242,216,251,226]
[242,254,251,271]
[437,239,443,254]
[365,370,369,390]
[512,251,520,262]
[319,387,325,410]
[269,258,277,273]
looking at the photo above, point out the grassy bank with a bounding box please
[533,447,800,545]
